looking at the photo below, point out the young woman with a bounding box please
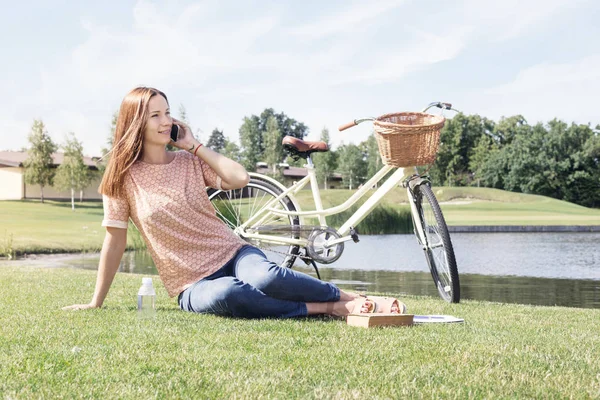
[63,86,405,318]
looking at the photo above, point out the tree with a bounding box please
[365,133,383,181]
[337,143,367,190]
[469,134,496,187]
[262,116,283,175]
[239,116,262,171]
[430,113,494,186]
[479,122,541,192]
[23,120,57,203]
[177,104,203,143]
[98,111,118,174]
[313,128,337,189]
[54,133,92,210]
[518,120,600,207]
[493,115,529,145]
[477,118,600,208]
[285,154,307,168]
[207,128,226,153]
[238,108,309,170]
[222,139,241,163]
[578,129,600,207]
[258,108,308,142]
[178,104,189,125]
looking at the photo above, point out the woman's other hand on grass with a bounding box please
[62,303,99,311]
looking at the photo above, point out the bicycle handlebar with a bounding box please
[422,101,458,113]
[338,120,357,131]
[338,102,458,131]
[338,117,376,131]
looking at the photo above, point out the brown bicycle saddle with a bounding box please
[282,136,329,158]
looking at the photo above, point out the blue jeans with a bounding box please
[178,245,341,318]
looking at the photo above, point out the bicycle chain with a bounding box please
[246,225,345,263]
[245,225,314,262]
[253,241,314,261]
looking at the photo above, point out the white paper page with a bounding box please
[413,315,465,323]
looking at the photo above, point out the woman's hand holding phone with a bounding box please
[170,124,179,142]
[170,118,202,153]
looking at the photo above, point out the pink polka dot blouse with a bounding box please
[101,151,246,297]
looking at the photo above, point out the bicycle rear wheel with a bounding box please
[207,179,300,268]
[414,184,460,303]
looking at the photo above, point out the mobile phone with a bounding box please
[170,124,179,142]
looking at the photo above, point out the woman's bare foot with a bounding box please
[338,290,363,301]
[306,299,357,317]
[306,297,402,317]
[330,299,356,317]
[305,298,374,317]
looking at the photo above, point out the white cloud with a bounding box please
[289,0,406,39]
[462,0,579,41]
[332,25,472,85]
[489,55,600,93]
[481,54,600,123]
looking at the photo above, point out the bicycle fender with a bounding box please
[408,176,427,190]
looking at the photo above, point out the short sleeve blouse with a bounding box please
[101,151,246,297]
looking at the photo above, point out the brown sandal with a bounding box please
[351,297,376,314]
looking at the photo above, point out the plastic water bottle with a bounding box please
[137,277,156,318]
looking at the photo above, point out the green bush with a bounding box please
[0,231,15,259]
[328,204,413,234]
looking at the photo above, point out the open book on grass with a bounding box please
[413,315,464,324]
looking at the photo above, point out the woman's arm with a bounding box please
[172,118,250,190]
[190,145,250,190]
[62,227,127,310]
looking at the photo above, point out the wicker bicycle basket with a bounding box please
[373,112,446,167]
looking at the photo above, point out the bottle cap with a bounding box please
[142,277,153,286]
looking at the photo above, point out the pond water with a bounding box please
[6,232,600,309]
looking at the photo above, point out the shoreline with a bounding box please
[448,225,600,233]
[2,226,599,260]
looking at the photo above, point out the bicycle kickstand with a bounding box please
[308,259,322,280]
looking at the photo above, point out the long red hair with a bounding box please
[99,87,169,198]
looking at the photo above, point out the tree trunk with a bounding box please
[71,188,75,211]
[80,190,83,202]
[40,186,44,203]
[324,176,328,190]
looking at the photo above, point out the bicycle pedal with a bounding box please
[350,227,360,243]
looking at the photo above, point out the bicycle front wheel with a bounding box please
[207,178,300,269]
[414,184,460,303]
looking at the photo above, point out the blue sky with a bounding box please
[1,0,599,156]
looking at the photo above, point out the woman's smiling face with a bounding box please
[143,94,172,146]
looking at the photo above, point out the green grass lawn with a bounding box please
[1,266,599,399]
[1,187,599,256]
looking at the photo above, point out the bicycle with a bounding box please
[208,102,461,303]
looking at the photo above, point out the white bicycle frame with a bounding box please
[235,163,426,251]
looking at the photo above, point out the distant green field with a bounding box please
[1,187,599,255]
[0,200,142,256]
[294,186,600,226]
